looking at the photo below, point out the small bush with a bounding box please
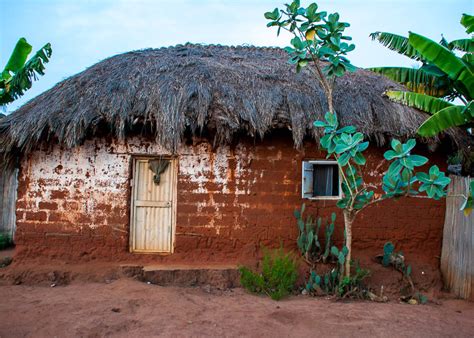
[0,233,13,250]
[239,247,298,300]
[337,261,370,298]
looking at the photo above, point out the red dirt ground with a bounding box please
[1,247,472,337]
[0,279,473,337]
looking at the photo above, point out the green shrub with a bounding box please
[0,233,13,250]
[239,247,298,300]
[337,261,370,298]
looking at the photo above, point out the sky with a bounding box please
[1,0,472,113]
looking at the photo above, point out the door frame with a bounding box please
[129,155,178,254]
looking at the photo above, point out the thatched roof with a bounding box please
[0,44,461,156]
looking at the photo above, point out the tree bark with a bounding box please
[327,88,334,115]
[343,209,355,278]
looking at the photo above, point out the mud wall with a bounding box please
[14,133,446,264]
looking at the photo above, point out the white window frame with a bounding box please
[301,160,342,200]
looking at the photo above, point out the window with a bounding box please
[302,160,341,199]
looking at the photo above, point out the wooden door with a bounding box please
[0,164,18,240]
[130,157,176,253]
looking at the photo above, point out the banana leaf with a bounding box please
[370,32,423,61]
[461,13,474,34]
[386,91,453,114]
[409,32,474,100]
[448,38,474,53]
[369,66,450,97]
[0,42,52,106]
[2,38,32,77]
[418,105,470,136]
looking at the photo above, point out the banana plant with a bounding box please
[369,14,473,137]
[0,38,52,106]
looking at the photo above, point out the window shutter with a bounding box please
[302,161,314,198]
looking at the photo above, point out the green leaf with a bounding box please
[352,132,364,144]
[369,32,423,60]
[315,274,321,286]
[330,246,339,257]
[3,37,33,74]
[387,91,454,115]
[291,36,304,50]
[325,111,338,128]
[403,139,416,153]
[320,134,332,149]
[387,159,403,176]
[418,105,470,137]
[401,168,412,182]
[353,152,366,165]
[368,66,450,97]
[337,126,356,133]
[415,172,431,184]
[461,13,474,34]
[337,152,351,166]
[435,176,451,186]
[1,42,52,106]
[306,3,318,20]
[357,141,369,152]
[264,8,280,20]
[297,219,305,232]
[336,198,348,208]
[335,142,351,154]
[391,139,403,153]
[298,59,309,69]
[383,242,394,255]
[448,38,474,53]
[409,155,428,167]
[307,231,314,251]
[409,32,474,100]
[416,165,450,199]
[384,150,398,161]
[338,252,345,265]
[429,165,440,179]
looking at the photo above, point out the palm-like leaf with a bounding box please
[448,38,474,53]
[0,41,52,106]
[461,14,474,34]
[386,91,454,114]
[2,38,33,79]
[409,32,474,100]
[369,66,450,97]
[418,105,471,136]
[370,32,423,61]
[462,53,474,70]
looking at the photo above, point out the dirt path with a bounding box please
[0,279,472,337]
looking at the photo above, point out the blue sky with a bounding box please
[1,0,472,113]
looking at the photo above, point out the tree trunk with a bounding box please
[343,209,355,278]
[327,89,334,115]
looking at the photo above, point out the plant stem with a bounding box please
[294,26,335,114]
[343,209,355,278]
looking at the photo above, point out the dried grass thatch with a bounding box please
[0,44,462,156]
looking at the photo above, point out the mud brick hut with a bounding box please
[0,45,460,265]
